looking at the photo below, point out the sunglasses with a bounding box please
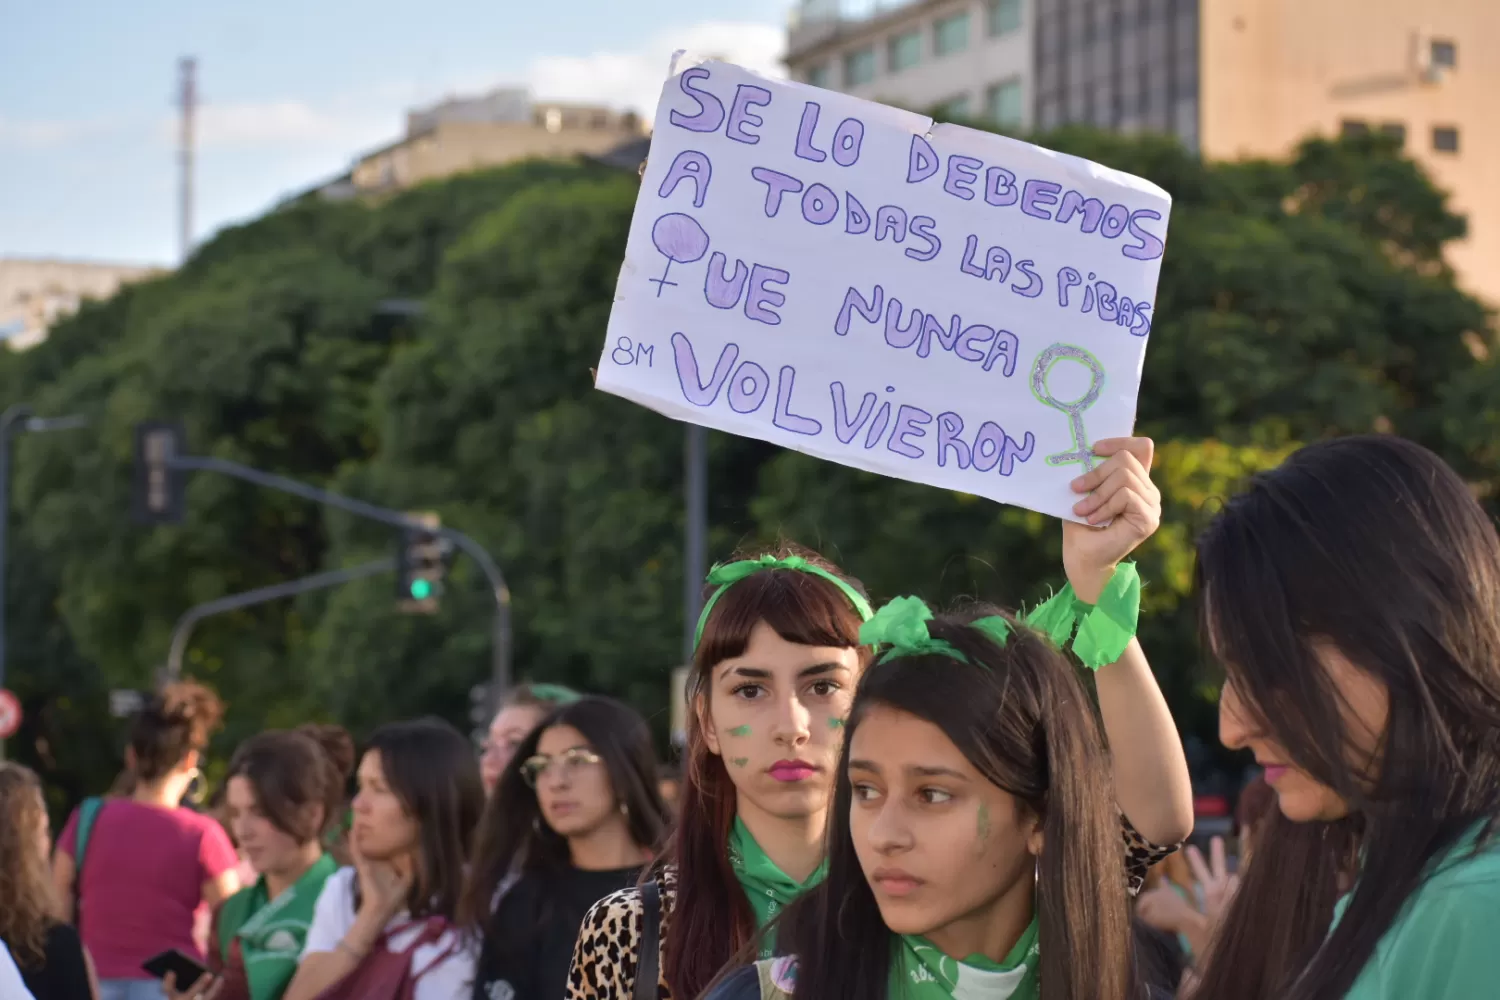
[520,747,603,787]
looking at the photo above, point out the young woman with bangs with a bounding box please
[1185,436,1500,1000]
[570,437,1193,1000]
[698,436,1193,1000]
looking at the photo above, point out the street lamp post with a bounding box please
[0,405,88,758]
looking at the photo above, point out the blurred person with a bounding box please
[0,762,95,1000]
[1189,437,1500,1000]
[162,726,354,1000]
[53,681,240,1000]
[480,684,581,793]
[461,696,669,1000]
[656,761,682,815]
[284,718,484,1000]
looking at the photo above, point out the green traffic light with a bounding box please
[410,579,433,600]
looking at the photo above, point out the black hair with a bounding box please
[1191,435,1500,999]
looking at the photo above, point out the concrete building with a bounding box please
[327,89,648,197]
[785,0,1499,303]
[0,258,162,351]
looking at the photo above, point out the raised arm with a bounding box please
[1063,436,1194,849]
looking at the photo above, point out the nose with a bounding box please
[770,690,812,749]
[866,799,914,857]
[1219,678,1252,751]
[351,790,371,814]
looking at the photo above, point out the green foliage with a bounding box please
[2,132,1493,807]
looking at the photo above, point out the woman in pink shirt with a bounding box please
[52,682,242,1000]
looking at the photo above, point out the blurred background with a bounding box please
[1,0,1495,835]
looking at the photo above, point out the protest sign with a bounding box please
[596,57,1171,521]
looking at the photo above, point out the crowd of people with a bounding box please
[0,433,1496,1000]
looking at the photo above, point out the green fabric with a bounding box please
[1022,563,1140,670]
[218,854,338,1000]
[728,817,827,957]
[860,597,969,664]
[694,555,873,649]
[1334,822,1500,1000]
[892,917,1040,1000]
[75,796,103,866]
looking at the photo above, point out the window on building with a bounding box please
[934,12,970,56]
[989,0,1022,36]
[1379,122,1406,147]
[1340,119,1370,138]
[1430,39,1457,69]
[936,94,972,119]
[843,47,876,86]
[986,77,1024,128]
[806,63,830,88]
[1433,125,1460,153]
[889,29,922,71]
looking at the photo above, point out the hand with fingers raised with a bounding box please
[164,971,226,1000]
[1063,436,1162,604]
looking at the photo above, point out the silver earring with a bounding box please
[532,815,542,834]
[620,802,629,818]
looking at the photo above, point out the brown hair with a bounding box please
[226,724,355,844]
[663,543,870,1000]
[0,763,57,967]
[128,680,225,782]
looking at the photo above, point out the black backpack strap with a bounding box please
[634,879,661,1000]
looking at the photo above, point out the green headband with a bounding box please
[693,554,874,650]
[527,683,581,704]
[858,563,1142,671]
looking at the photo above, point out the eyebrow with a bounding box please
[719,661,850,681]
[847,760,970,781]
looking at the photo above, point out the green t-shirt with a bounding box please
[1337,823,1500,999]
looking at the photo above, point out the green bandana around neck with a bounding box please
[218,853,338,1000]
[728,817,828,957]
[893,916,1040,1000]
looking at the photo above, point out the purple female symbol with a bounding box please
[650,212,710,296]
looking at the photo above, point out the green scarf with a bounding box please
[728,817,828,956]
[891,917,1040,1000]
[217,854,338,1000]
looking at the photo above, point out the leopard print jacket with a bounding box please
[564,816,1177,1000]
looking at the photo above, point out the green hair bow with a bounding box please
[858,596,1013,664]
[693,554,874,649]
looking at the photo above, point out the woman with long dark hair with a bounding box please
[0,762,95,1000]
[52,681,239,1000]
[572,438,1191,1000]
[284,718,484,1000]
[1186,435,1500,1000]
[162,725,355,1000]
[462,696,670,999]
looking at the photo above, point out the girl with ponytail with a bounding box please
[704,436,1194,1000]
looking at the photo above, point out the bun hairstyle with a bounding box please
[227,725,355,844]
[128,680,225,782]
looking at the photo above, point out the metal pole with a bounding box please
[682,424,708,663]
[165,557,395,680]
[0,404,33,700]
[168,453,512,698]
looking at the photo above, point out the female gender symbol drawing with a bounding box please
[650,212,710,296]
[1030,343,1106,471]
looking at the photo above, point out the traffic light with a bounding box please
[395,513,448,613]
[132,422,186,525]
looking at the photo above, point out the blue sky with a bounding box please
[1,0,794,265]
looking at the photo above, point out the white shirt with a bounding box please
[0,941,37,1000]
[302,867,477,1000]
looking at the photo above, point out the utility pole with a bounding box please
[178,57,196,263]
[682,425,708,662]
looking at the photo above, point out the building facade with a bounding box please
[334,90,647,196]
[0,258,161,351]
[785,0,1498,303]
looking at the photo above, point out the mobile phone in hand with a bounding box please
[141,948,209,986]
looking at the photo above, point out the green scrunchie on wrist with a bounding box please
[1024,563,1141,670]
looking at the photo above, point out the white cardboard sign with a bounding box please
[596,58,1171,521]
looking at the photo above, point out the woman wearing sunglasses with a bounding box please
[461,696,670,1000]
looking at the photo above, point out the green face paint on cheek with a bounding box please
[827,717,845,730]
[977,801,992,843]
[729,724,751,737]
[731,757,750,768]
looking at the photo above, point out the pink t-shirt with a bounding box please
[59,798,238,980]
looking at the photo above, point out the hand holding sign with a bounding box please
[1063,436,1160,604]
[598,57,1170,522]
